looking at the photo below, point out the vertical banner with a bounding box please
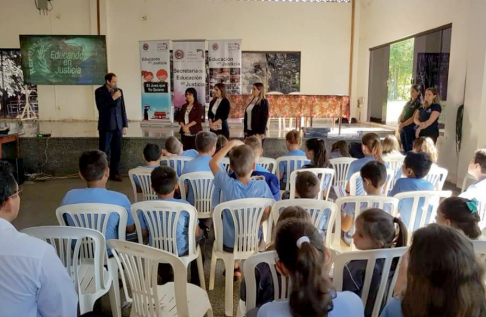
[172,40,206,111]
[208,40,242,97]
[139,40,171,122]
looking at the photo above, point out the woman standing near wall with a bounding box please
[208,83,231,138]
[414,87,442,144]
[244,82,269,139]
[398,84,423,152]
[178,87,203,150]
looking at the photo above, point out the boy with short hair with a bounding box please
[241,136,280,201]
[460,149,486,214]
[389,152,434,229]
[342,161,389,241]
[295,171,320,199]
[61,150,136,255]
[210,140,274,279]
[163,136,198,158]
[133,143,163,189]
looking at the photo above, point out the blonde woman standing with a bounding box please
[414,87,441,144]
[244,82,269,139]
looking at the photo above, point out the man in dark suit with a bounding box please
[95,73,128,182]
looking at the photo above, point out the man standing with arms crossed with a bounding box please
[95,73,128,182]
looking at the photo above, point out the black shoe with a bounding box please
[109,174,122,182]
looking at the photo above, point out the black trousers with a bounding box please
[181,134,196,150]
[99,129,122,176]
[400,125,416,153]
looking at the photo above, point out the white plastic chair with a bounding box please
[258,157,277,174]
[179,171,216,219]
[161,155,194,176]
[276,156,310,191]
[332,196,399,252]
[221,157,231,173]
[393,190,452,244]
[384,168,396,195]
[461,173,477,193]
[56,203,127,317]
[240,250,290,316]
[21,226,114,315]
[333,247,408,317]
[267,199,338,248]
[424,165,448,190]
[209,198,274,316]
[131,200,206,290]
[128,167,158,202]
[383,155,405,190]
[109,240,213,317]
[289,168,335,201]
[330,157,357,188]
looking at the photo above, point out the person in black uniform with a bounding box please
[243,82,269,139]
[208,83,231,138]
[95,73,128,182]
[414,87,442,144]
[398,84,423,152]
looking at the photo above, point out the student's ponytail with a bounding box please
[275,219,334,317]
[358,208,409,248]
[306,138,329,168]
[362,133,383,162]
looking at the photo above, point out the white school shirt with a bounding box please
[460,176,486,217]
[246,98,257,131]
[0,217,78,317]
[211,98,223,117]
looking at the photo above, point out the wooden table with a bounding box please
[0,134,20,159]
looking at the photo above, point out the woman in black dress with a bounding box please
[243,82,269,139]
[414,87,442,144]
[208,83,231,138]
[398,84,422,152]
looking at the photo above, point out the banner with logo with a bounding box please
[172,40,206,110]
[139,40,172,122]
[208,40,242,97]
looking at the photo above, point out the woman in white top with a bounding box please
[257,219,364,317]
[244,82,269,139]
[208,83,231,138]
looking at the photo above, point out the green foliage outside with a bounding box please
[388,38,414,101]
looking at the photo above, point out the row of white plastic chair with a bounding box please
[21,188,452,317]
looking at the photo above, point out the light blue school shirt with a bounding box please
[255,163,269,173]
[61,188,135,256]
[213,170,274,248]
[379,297,403,317]
[133,165,157,188]
[278,150,307,184]
[257,291,364,317]
[346,156,376,196]
[389,178,434,230]
[167,149,198,176]
[460,177,486,215]
[138,198,194,255]
[0,218,78,317]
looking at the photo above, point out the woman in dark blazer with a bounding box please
[243,82,269,138]
[178,87,203,150]
[208,83,231,138]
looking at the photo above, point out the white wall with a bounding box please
[353,0,472,184]
[107,0,352,120]
[0,0,99,121]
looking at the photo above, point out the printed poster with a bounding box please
[172,40,206,109]
[208,39,242,97]
[139,40,172,122]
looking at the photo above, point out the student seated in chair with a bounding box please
[210,140,275,281]
[460,148,486,214]
[133,143,163,191]
[389,151,434,230]
[61,150,135,255]
[0,162,78,317]
[162,136,198,158]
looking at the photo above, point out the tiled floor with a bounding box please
[13,177,240,317]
